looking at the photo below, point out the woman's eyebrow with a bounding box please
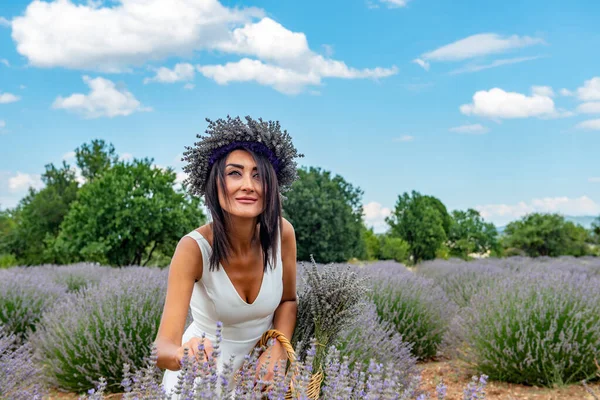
[225,163,257,170]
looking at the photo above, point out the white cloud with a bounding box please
[363,201,391,233]
[577,77,600,101]
[198,59,320,95]
[0,92,21,104]
[0,120,5,129]
[575,119,600,130]
[0,59,9,67]
[393,135,414,142]
[62,151,75,161]
[199,17,397,92]
[52,75,151,118]
[11,0,263,72]
[183,83,195,90]
[416,33,544,64]
[215,17,311,64]
[413,58,430,71]
[144,63,195,84]
[0,17,10,27]
[589,177,600,183]
[531,85,554,97]
[460,87,560,119]
[449,124,489,134]
[448,55,542,75]
[198,57,397,95]
[560,88,573,96]
[7,171,44,192]
[380,0,409,8]
[476,195,600,226]
[11,1,395,93]
[576,102,600,114]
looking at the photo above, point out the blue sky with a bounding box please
[1,0,599,232]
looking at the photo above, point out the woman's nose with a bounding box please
[241,173,255,191]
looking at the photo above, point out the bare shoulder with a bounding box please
[174,230,204,281]
[281,217,296,245]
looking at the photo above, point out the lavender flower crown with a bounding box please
[182,116,304,197]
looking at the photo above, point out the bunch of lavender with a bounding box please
[0,326,47,399]
[291,256,368,373]
[32,266,168,393]
[459,270,600,386]
[0,266,66,343]
[334,301,418,389]
[363,263,457,360]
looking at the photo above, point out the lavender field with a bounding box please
[1,256,600,399]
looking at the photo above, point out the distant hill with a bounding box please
[496,215,598,235]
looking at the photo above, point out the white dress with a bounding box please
[161,229,284,398]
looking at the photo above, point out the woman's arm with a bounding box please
[154,236,203,371]
[271,217,298,346]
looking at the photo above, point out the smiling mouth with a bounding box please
[236,198,257,204]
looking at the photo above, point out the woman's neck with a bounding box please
[221,217,259,256]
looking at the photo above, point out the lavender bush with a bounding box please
[458,270,600,387]
[32,266,168,393]
[416,259,505,308]
[363,262,457,360]
[334,301,418,389]
[0,266,66,342]
[44,263,115,293]
[0,326,47,399]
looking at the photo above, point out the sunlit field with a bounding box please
[2,256,600,399]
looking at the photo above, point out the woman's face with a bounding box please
[217,149,264,218]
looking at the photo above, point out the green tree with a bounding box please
[74,139,120,183]
[592,216,600,244]
[448,209,499,259]
[385,191,450,264]
[379,235,410,263]
[503,213,592,257]
[53,158,205,267]
[2,161,81,265]
[282,166,365,263]
[363,226,381,260]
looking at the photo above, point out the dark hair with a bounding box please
[204,147,281,272]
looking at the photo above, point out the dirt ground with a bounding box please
[46,359,600,400]
[418,359,600,400]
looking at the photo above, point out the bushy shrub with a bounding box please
[416,259,504,308]
[0,267,66,342]
[44,263,115,293]
[334,301,418,388]
[0,327,47,399]
[458,271,600,387]
[32,267,168,393]
[379,236,410,263]
[0,253,18,269]
[364,262,458,360]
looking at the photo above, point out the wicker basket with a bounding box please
[253,329,323,400]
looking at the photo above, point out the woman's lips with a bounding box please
[236,198,257,204]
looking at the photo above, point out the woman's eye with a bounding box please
[253,173,260,179]
[228,171,241,176]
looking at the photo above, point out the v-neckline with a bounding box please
[194,230,266,306]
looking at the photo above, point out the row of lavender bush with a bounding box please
[2,256,600,397]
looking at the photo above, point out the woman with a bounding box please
[154,116,304,398]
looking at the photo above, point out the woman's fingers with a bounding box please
[203,338,214,361]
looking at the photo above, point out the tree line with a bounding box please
[1,139,599,268]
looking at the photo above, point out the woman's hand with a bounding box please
[175,336,214,367]
[255,341,287,391]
